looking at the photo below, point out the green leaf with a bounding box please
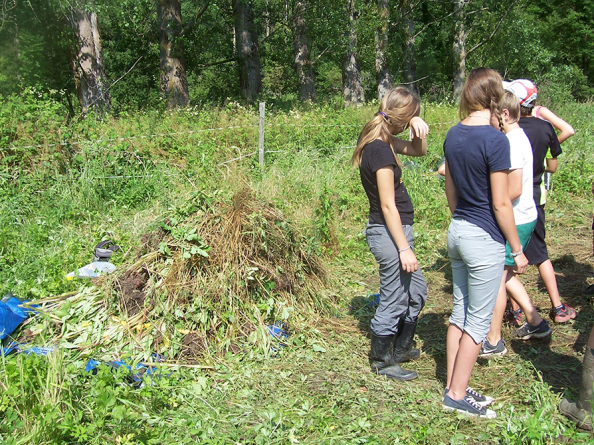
[312,344,326,353]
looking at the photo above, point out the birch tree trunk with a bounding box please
[343,0,364,107]
[292,0,316,103]
[452,0,467,100]
[72,9,111,115]
[375,0,391,101]
[234,0,262,103]
[402,0,417,94]
[157,0,189,109]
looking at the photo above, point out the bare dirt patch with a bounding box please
[115,268,149,317]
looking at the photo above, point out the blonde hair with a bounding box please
[351,87,420,166]
[499,90,520,124]
[459,68,504,132]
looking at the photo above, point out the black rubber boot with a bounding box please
[393,320,421,363]
[370,333,417,381]
[560,347,594,430]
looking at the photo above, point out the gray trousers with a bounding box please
[447,218,505,344]
[366,223,428,336]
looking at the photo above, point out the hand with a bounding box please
[513,252,529,274]
[409,117,429,139]
[399,248,419,273]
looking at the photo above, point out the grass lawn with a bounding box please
[1,101,594,443]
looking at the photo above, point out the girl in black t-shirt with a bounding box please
[351,87,428,381]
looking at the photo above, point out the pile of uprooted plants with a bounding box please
[20,188,338,365]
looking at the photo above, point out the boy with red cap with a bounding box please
[505,79,577,324]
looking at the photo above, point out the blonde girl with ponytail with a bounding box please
[442,68,528,418]
[353,87,429,382]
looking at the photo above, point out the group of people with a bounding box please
[353,68,593,426]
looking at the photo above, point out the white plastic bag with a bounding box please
[66,262,116,280]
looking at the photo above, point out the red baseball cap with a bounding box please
[502,79,537,107]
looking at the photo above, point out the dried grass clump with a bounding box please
[21,188,336,364]
[110,187,333,356]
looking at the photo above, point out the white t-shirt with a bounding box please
[507,127,537,225]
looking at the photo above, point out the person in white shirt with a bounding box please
[479,90,552,358]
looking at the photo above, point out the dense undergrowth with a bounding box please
[2,94,594,443]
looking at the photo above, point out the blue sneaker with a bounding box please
[465,387,494,407]
[442,387,494,407]
[442,393,496,418]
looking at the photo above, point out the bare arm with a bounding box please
[491,170,528,273]
[508,168,522,201]
[444,162,457,214]
[545,158,557,173]
[394,117,428,157]
[377,167,418,273]
[535,106,575,144]
[437,161,446,176]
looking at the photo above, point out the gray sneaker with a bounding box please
[515,320,552,340]
[479,339,507,358]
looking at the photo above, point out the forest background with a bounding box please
[2,0,594,444]
[0,0,593,112]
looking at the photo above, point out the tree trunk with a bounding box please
[452,0,466,101]
[375,0,391,101]
[234,0,262,103]
[13,13,21,86]
[72,9,111,115]
[402,0,417,94]
[343,0,364,107]
[157,0,189,109]
[292,0,316,103]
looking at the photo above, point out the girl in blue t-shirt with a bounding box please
[442,68,528,419]
[351,87,428,382]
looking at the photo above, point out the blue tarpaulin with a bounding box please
[0,296,35,340]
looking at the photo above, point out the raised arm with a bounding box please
[490,170,528,274]
[535,106,575,144]
[393,116,428,157]
[376,167,418,273]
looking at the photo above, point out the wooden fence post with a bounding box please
[259,102,265,167]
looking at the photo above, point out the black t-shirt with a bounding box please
[359,139,414,225]
[518,117,562,205]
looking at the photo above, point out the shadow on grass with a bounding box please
[349,294,451,385]
[509,336,582,396]
[548,254,594,309]
[348,294,375,336]
[416,311,449,385]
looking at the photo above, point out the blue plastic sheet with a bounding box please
[367,293,381,308]
[1,342,54,356]
[267,322,289,340]
[0,296,36,340]
[85,354,166,385]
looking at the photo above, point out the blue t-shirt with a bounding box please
[444,123,511,244]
